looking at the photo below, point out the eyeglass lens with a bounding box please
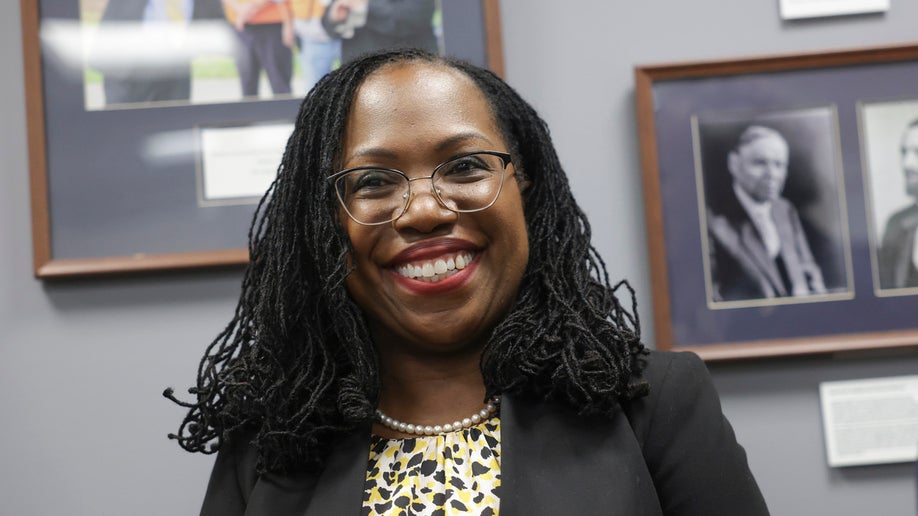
[335,152,507,225]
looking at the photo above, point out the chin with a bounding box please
[762,188,782,202]
[406,333,488,356]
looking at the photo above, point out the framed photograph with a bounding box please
[22,0,504,278]
[859,98,918,297]
[635,44,918,360]
[694,106,853,309]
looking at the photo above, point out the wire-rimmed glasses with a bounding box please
[328,151,513,226]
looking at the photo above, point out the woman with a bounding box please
[166,49,769,515]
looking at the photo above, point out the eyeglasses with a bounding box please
[328,151,513,226]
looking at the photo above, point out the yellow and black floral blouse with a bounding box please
[363,417,501,515]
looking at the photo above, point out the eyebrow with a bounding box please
[346,132,496,161]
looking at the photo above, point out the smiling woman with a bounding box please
[165,49,770,515]
[341,63,528,357]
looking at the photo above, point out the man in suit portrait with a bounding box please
[877,119,918,289]
[706,125,827,302]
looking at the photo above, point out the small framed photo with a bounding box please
[635,44,918,360]
[859,98,918,296]
[694,106,852,309]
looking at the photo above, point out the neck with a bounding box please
[372,332,490,437]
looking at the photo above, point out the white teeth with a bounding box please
[395,252,475,282]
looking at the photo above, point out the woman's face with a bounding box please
[339,62,529,354]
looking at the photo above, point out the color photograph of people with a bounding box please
[80,0,444,109]
[695,107,853,307]
[860,98,918,294]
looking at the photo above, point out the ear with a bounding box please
[514,172,532,207]
[517,174,532,193]
[727,151,739,179]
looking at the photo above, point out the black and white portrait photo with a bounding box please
[693,107,852,307]
[860,98,918,294]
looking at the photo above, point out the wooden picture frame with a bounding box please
[21,0,504,278]
[635,44,918,360]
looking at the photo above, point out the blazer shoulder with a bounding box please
[885,203,918,229]
[621,350,770,515]
[621,351,702,442]
[890,202,918,219]
[632,350,706,395]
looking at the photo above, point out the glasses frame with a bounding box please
[328,150,513,226]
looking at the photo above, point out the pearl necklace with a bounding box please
[376,397,500,436]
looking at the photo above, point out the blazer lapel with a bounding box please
[241,428,370,516]
[739,222,786,296]
[303,429,372,516]
[771,203,811,296]
[894,223,917,288]
[499,396,662,516]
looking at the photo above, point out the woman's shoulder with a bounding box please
[622,351,770,514]
[635,349,708,392]
[622,350,720,437]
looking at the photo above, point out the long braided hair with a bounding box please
[165,49,647,474]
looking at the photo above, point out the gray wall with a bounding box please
[2,1,917,514]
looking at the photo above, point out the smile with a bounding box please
[395,251,476,283]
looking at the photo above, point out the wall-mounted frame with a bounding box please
[635,44,918,361]
[22,0,504,278]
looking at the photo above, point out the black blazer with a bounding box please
[200,351,769,515]
[878,203,918,289]
[707,191,824,302]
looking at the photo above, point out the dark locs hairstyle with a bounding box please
[165,48,647,474]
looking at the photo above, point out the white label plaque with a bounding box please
[819,375,918,467]
[198,123,294,204]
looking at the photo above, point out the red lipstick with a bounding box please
[388,238,478,266]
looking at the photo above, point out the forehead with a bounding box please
[342,62,504,159]
[738,134,788,156]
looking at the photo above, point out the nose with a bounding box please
[392,178,458,233]
[767,161,786,181]
[765,165,778,180]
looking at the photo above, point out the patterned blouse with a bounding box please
[362,417,501,515]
